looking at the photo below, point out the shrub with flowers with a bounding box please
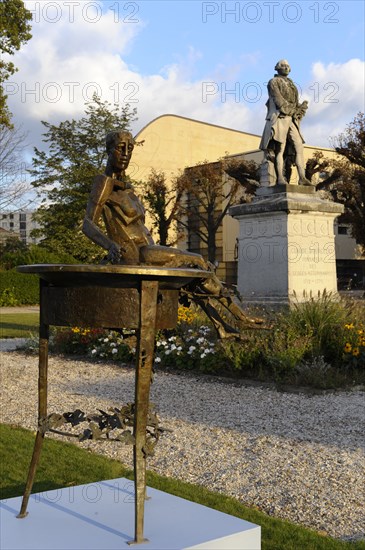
[177,305,197,325]
[52,327,135,362]
[26,300,364,388]
[155,325,227,372]
[154,305,228,372]
[343,323,365,369]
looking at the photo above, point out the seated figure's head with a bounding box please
[275,59,291,76]
[106,130,135,174]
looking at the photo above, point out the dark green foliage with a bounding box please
[0,0,32,127]
[0,242,78,305]
[30,96,137,262]
[0,242,77,270]
[0,271,39,305]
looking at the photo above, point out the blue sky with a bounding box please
[126,1,363,79]
[5,0,365,164]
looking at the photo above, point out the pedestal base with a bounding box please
[1,478,261,550]
[230,187,344,305]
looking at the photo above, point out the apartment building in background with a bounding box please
[0,210,41,245]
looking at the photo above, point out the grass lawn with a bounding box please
[0,312,39,338]
[1,424,364,550]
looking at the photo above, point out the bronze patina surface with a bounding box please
[17,129,264,545]
[16,264,210,545]
[81,129,263,339]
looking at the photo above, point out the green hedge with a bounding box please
[0,271,39,306]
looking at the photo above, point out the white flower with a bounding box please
[131,347,136,354]
[110,342,116,347]
[189,345,196,352]
[196,337,205,344]
[103,338,109,343]
[177,346,182,351]
[170,344,176,350]
[154,357,161,363]
[200,353,206,359]
[91,349,97,355]
[165,350,171,355]
[160,340,167,346]
[111,348,118,354]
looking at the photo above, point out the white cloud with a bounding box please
[5,4,364,157]
[301,59,365,146]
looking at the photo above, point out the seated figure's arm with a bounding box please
[82,175,121,259]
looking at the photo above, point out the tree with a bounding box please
[138,169,184,246]
[0,0,32,128]
[0,240,77,271]
[0,123,31,211]
[306,113,365,248]
[176,158,259,264]
[30,96,137,262]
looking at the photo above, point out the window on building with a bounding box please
[338,226,348,235]
[9,222,14,228]
[20,222,26,229]
[19,213,26,222]
[9,214,14,219]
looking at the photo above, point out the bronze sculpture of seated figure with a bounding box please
[82,130,263,338]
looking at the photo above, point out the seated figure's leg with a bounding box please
[140,244,264,338]
[140,245,208,270]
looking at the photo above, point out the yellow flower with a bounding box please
[357,329,363,335]
[72,327,80,333]
[177,306,197,325]
[352,347,360,357]
[344,343,352,353]
[345,323,354,330]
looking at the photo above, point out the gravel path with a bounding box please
[1,350,364,542]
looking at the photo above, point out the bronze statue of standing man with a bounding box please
[260,59,312,186]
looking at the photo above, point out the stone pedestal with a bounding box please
[229,185,344,306]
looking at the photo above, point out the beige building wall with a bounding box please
[127,114,363,282]
[130,114,261,182]
[335,223,364,260]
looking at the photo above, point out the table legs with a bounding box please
[129,280,158,545]
[17,323,49,518]
[17,278,160,546]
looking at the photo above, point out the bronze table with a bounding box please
[16,264,210,545]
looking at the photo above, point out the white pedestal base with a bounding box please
[230,186,344,306]
[1,478,261,549]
